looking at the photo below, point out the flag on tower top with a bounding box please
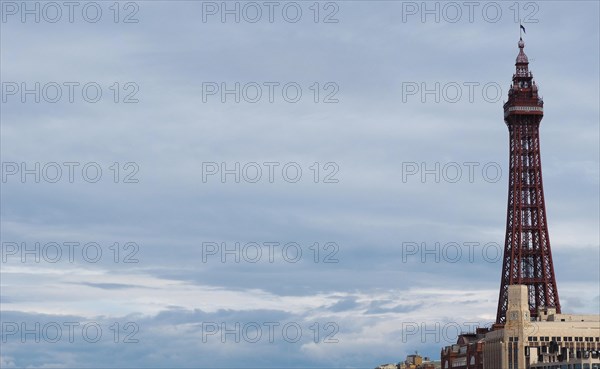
[520,24,526,34]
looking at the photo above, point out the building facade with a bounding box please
[442,286,600,369]
[483,286,599,369]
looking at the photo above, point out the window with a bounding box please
[508,343,513,369]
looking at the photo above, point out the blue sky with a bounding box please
[1,1,599,367]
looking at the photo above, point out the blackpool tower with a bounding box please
[496,37,561,324]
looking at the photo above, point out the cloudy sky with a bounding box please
[1,1,599,367]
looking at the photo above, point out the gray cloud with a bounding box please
[1,1,598,367]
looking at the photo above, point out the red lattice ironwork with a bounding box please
[496,38,561,324]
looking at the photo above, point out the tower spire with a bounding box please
[496,37,560,324]
[515,38,529,76]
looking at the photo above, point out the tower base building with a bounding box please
[441,285,600,369]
